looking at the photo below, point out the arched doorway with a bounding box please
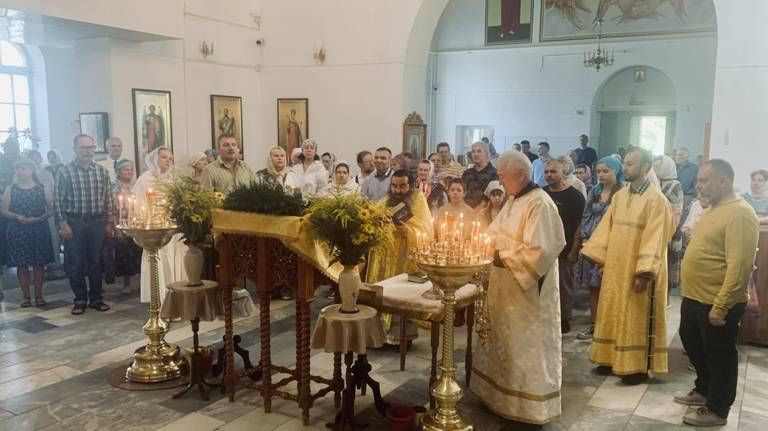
[594,67,677,156]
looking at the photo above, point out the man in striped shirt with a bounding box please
[55,134,115,315]
[200,134,254,194]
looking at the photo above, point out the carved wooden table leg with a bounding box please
[399,316,407,371]
[429,321,439,410]
[223,284,236,402]
[297,296,311,426]
[333,352,343,408]
[260,291,272,414]
[466,303,475,387]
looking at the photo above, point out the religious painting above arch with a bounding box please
[541,0,716,42]
[276,98,308,157]
[132,88,172,174]
[211,95,243,156]
[485,0,534,45]
[403,112,427,161]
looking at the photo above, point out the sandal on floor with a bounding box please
[35,298,47,307]
[71,305,86,315]
[20,299,32,308]
[88,302,110,312]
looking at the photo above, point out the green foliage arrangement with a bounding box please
[222,181,305,216]
[163,173,223,246]
[304,192,393,266]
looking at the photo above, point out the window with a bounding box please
[629,115,668,156]
[0,40,33,149]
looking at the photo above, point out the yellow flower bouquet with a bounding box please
[304,192,393,266]
[163,174,224,246]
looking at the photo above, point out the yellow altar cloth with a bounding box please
[212,209,343,282]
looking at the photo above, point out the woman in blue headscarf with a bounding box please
[574,156,624,340]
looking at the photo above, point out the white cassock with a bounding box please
[132,172,188,304]
[470,186,565,425]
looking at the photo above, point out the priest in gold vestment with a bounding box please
[581,148,675,383]
[365,170,433,344]
[471,151,565,425]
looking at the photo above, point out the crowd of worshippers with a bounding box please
[1,130,766,427]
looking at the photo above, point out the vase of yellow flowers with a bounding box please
[305,192,393,312]
[164,174,224,286]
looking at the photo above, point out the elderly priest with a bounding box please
[470,151,565,426]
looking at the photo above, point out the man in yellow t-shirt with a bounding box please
[676,159,759,427]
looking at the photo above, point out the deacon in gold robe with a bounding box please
[365,169,433,344]
[581,147,675,384]
[470,151,566,425]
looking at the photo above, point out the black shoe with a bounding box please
[620,373,649,386]
[561,320,571,334]
[592,366,612,376]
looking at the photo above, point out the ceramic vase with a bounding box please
[183,244,204,287]
[338,264,361,313]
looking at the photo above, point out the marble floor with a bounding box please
[1,269,767,431]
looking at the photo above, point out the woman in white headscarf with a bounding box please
[742,169,768,223]
[321,161,359,196]
[557,155,587,198]
[256,146,298,191]
[132,146,187,304]
[290,139,328,197]
[187,151,207,185]
[653,154,684,292]
[415,159,446,213]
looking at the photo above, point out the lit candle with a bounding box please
[440,223,446,243]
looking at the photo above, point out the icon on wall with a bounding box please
[485,0,534,46]
[78,112,110,153]
[132,88,172,174]
[211,95,243,155]
[277,98,309,156]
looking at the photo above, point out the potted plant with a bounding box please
[163,174,224,286]
[305,192,393,312]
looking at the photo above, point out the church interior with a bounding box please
[0,1,767,430]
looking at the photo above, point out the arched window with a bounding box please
[0,40,33,150]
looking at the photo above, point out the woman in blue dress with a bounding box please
[0,159,54,307]
[574,156,623,340]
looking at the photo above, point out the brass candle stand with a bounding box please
[117,190,188,383]
[411,236,491,431]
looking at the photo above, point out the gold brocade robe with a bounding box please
[365,191,433,284]
[365,191,433,344]
[581,185,675,375]
[470,187,565,425]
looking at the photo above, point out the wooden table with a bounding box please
[740,227,768,346]
[311,304,388,430]
[374,273,481,409]
[216,233,342,425]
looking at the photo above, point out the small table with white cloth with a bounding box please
[374,273,481,409]
[311,304,387,430]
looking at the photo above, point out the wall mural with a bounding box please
[540,0,716,42]
[485,0,534,45]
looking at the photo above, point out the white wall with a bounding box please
[429,0,717,159]
[710,0,768,192]
[258,0,447,166]
[0,0,185,39]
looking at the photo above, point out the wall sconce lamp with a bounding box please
[201,41,214,59]
[313,46,326,65]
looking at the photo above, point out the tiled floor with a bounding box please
[1,269,767,430]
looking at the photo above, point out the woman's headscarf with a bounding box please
[187,151,207,169]
[748,172,768,203]
[267,146,292,185]
[484,180,505,198]
[655,155,678,182]
[115,159,135,183]
[145,146,172,178]
[333,161,352,184]
[557,155,576,180]
[392,154,409,171]
[593,155,624,195]
[576,164,593,187]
